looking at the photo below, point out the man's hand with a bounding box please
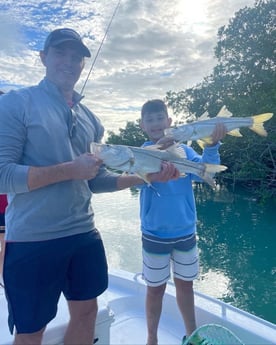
[28,153,103,191]
[71,153,103,180]
[147,161,180,183]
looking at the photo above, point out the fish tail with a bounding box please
[203,164,228,188]
[202,173,216,188]
[250,113,273,136]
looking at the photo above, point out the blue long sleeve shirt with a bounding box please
[139,141,221,238]
[0,78,118,241]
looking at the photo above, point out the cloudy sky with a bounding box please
[0,0,256,135]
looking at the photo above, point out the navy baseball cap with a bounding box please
[43,28,91,57]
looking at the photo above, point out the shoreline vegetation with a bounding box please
[106,1,275,202]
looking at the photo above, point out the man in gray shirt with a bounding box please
[0,28,178,345]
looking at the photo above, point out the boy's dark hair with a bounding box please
[141,99,168,118]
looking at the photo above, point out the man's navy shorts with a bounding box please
[0,213,5,233]
[3,230,108,334]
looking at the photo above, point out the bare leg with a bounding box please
[14,327,45,345]
[64,298,98,345]
[146,284,166,345]
[174,278,196,336]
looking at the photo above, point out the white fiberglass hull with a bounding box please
[0,269,275,345]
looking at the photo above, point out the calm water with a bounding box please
[92,185,276,324]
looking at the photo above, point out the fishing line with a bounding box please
[80,0,121,95]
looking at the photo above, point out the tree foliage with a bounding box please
[165,0,275,200]
[106,120,147,146]
[107,0,275,200]
[166,0,275,117]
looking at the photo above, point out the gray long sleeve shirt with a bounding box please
[0,78,118,241]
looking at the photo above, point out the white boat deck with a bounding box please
[1,269,275,345]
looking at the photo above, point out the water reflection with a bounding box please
[92,185,276,324]
[194,183,276,323]
[195,269,231,299]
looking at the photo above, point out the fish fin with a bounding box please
[164,128,179,140]
[202,164,228,188]
[149,185,161,197]
[252,113,273,123]
[250,113,273,136]
[196,139,206,149]
[135,172,152,186]
[227,129,243,137]
[217,105,233,117]
[198,111,210,121]
[165,144,187,158]
[136,172,161,196]
[203,137,213,145]
[197,137,213,148]
[144,144,163,150]
[146,142,187,159]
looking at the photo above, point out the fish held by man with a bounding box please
[164,106,273,146]
[90,143,227,188]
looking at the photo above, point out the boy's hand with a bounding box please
[147,161,180,183]
[209,123,227,145]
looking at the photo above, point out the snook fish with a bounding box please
[90,143,227,188]
[164,106,273,146]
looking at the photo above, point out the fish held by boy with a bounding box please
[163,106,273,147]
[90,142,227,188]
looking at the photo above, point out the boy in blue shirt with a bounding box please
[139,99,226,345]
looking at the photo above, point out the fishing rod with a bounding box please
[80,0,121,95]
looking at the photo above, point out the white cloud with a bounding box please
[0,14,26,55]
[0,0,255,134]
